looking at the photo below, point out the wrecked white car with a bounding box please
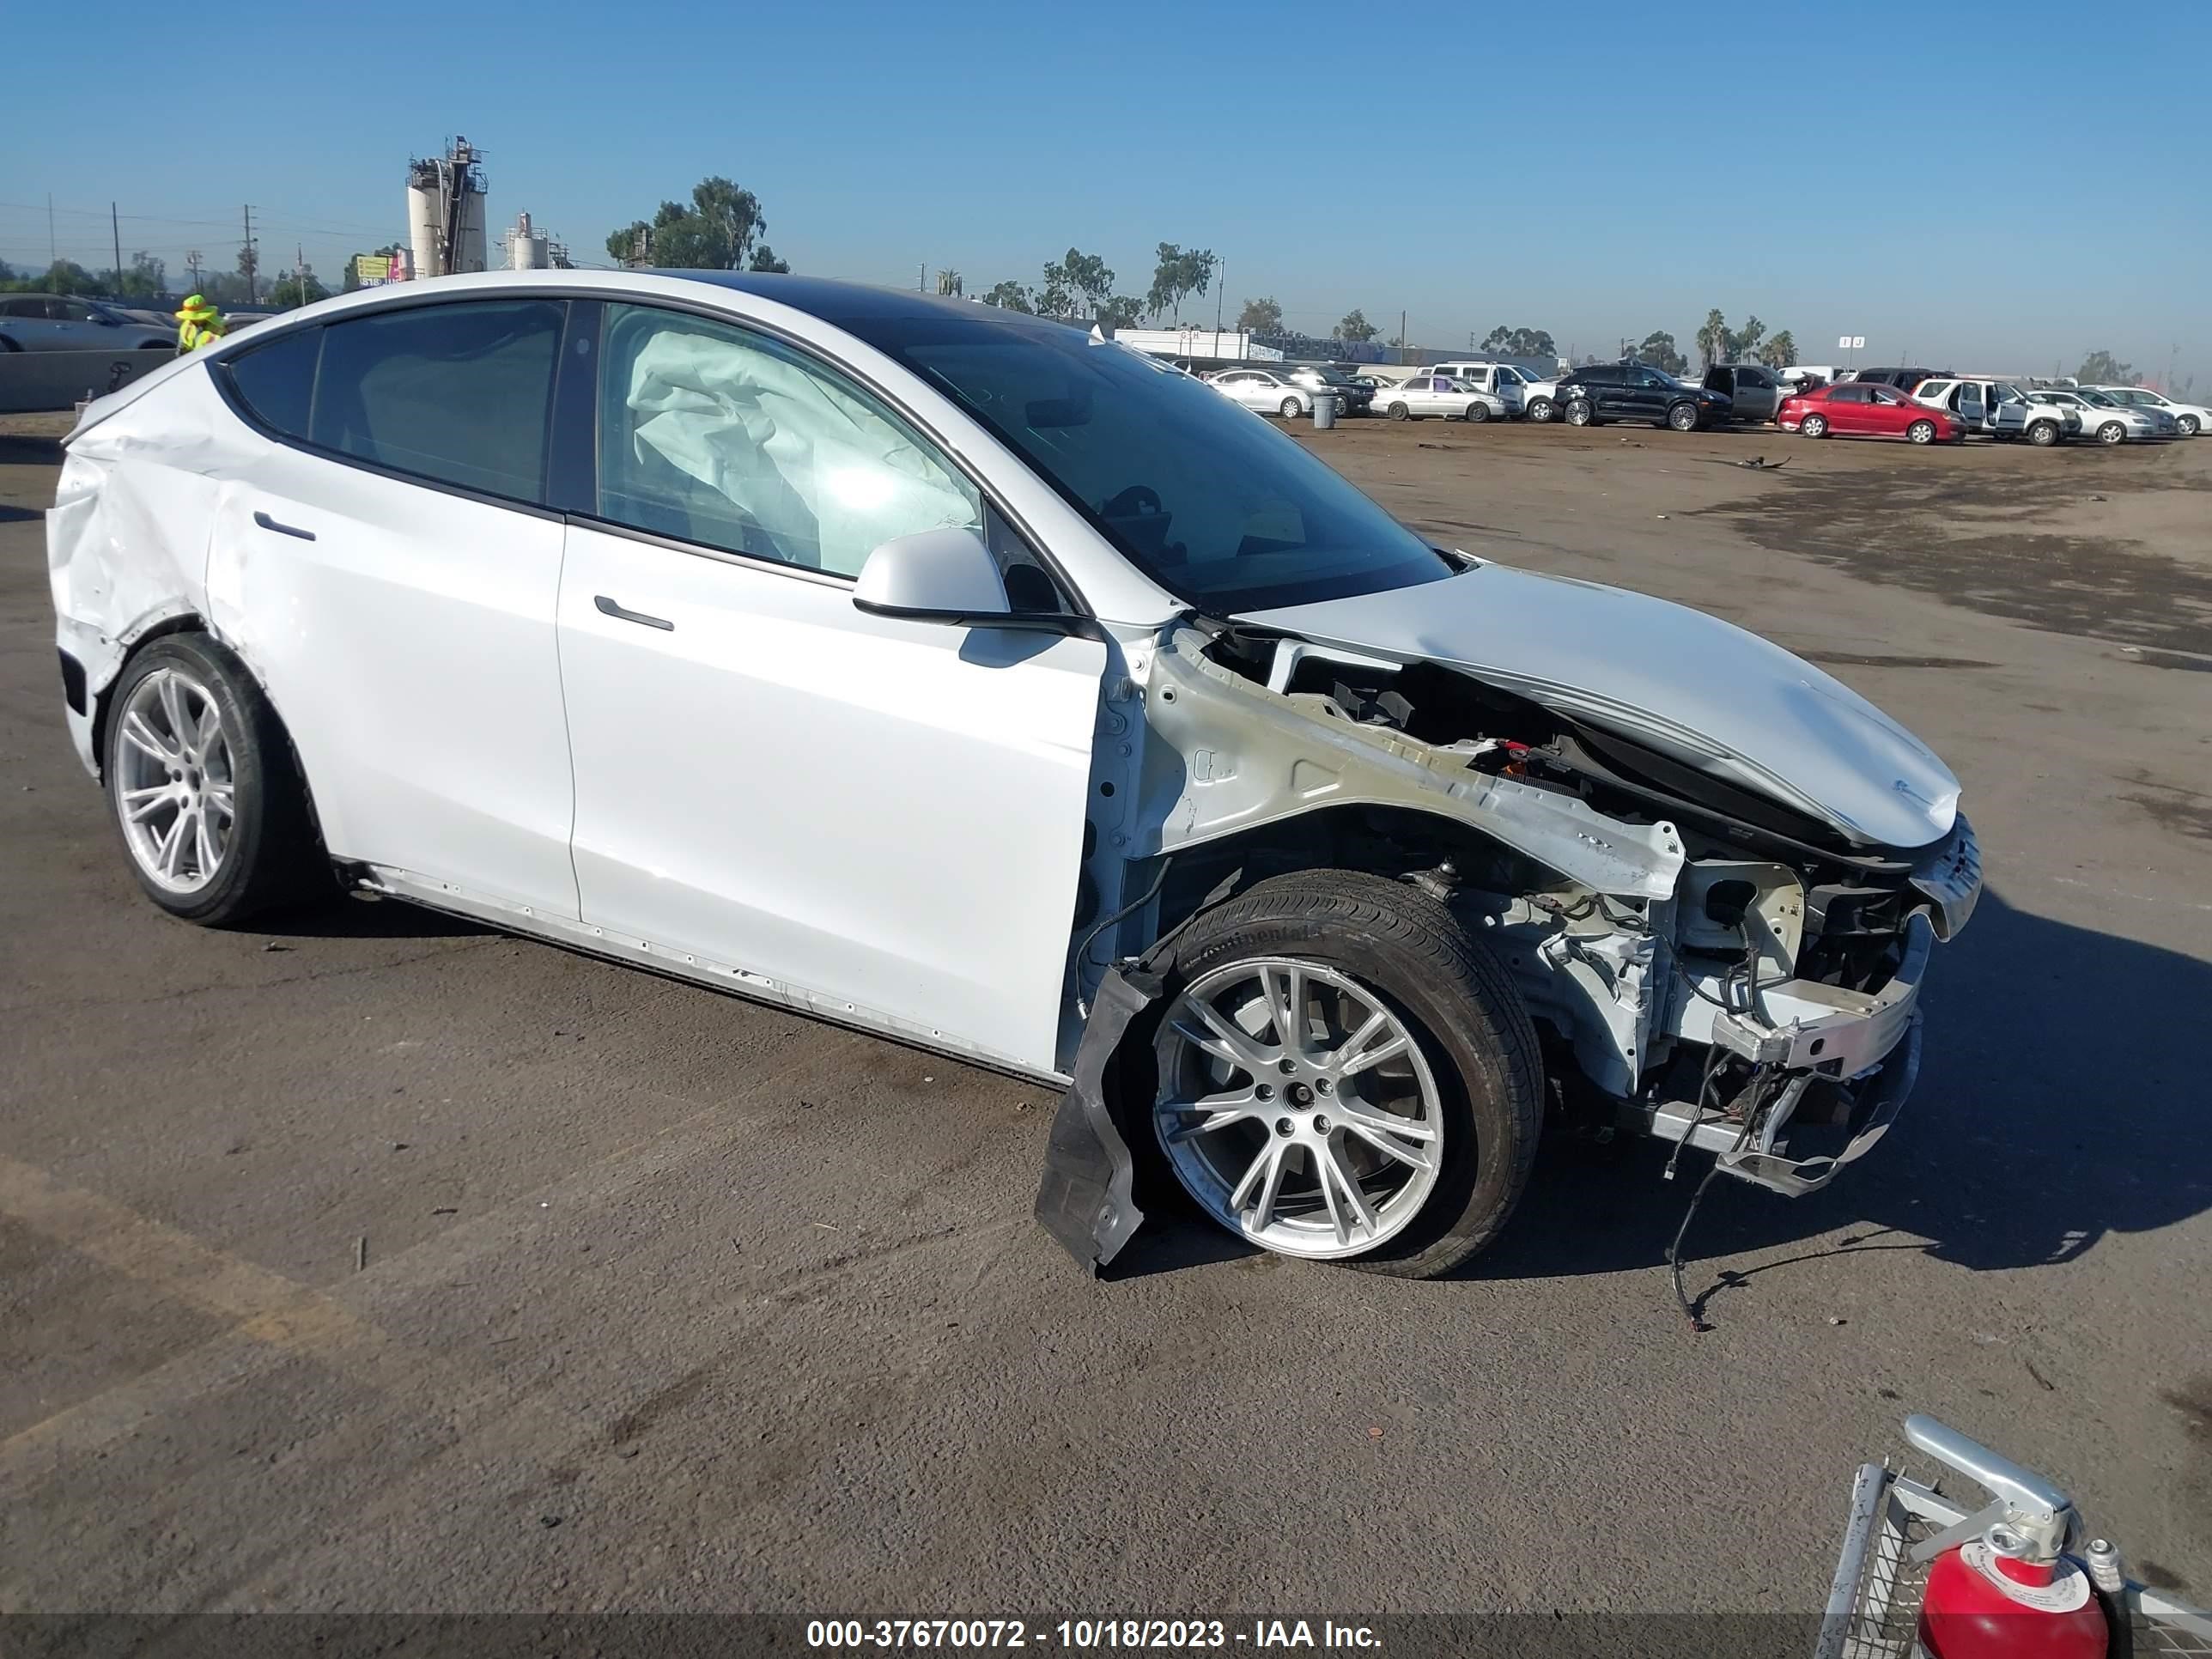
[47,271,1980,1279]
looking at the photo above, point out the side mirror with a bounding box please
[853,527,1011,624]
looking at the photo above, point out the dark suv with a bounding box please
[1558,363,1732,431]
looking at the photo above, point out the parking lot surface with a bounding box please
[4,416,2209,1619]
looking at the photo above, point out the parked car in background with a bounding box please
[1778,382,1960,444]
[1206,367,1316,419]
[1424,362,1542,417]
[1282,364,1375,416]
[0,295,175,353]
[2085,386,2206,437]
[1909,377,2074,445]
[2023,388,2168,444]
[1698,362,1785,422]
[1558,363,1732,430]
[1783,365,1841,391]
[1516,369,1567,422]
[1842,366,1948,391]
[49,270,1976,1277]
[1376,375,1508,422]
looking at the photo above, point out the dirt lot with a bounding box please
[3,411,2209,1632]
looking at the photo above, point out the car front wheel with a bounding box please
[1667,402,1698,431]
[1139,871,1542,1277]
[2027,420,2060,447]
[102,634,328,926]
[1906,419,1937,445]
[1279,397,1304,419]
[2179,415,2199,437]
[2096,422,2126,444]
[1525,396,1555,422]
[1464,401,1491,422]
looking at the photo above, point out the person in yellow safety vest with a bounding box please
[174,294,226,353]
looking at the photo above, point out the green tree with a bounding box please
[2075,349,2136,385]
[1236,295,1284,333]
[1096,295,1144,329]
[1757,330,1797,370]
[604,178,769,270]
[1695,309,1728,369]
[237,240,260,301]
[748,245,790,273]
[1039,247,1115,319]
[982,280,1033,313]
[266,266,331,309]
[11,259,103,296]
[1479,325,1556,357]
[1145,243,1217,323]
[1336,308,1381,343]
[100,252,167,301]
[1636,331,1688,374]
[935,268,963,297]
[1729,314,1766,362]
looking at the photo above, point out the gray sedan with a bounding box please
[0,295,175,353]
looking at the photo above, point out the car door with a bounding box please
[52,299,104,349]
[1620,367,1663,421]
[1863,385,1914,435]
[1821,384,1869,433]
[202,297,581,918]
[1,295,64,349]
[554,300,1107,1074]
[1952,380,1987,433]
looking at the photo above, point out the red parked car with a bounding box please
[1778,382,1961,444]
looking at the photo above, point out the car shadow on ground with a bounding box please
[254,891,492,941]
[1464,886,2212,1302]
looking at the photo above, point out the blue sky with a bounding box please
[7,1,2207,384]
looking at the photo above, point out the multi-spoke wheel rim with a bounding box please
[114,667,234,894]
[1153,957,1443,1260]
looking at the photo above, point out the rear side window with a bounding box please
[223,327,322,440]
[309,300,563,502]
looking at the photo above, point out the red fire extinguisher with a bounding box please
[1907,1416,2126,1659]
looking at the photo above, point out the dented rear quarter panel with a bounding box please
[47,364,240,776]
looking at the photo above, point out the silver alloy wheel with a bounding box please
[1802,413,1828,438]
[1153,957,1444,1261]
[1668,402,1697,430]
[113,665,234,894]
[2029,421,2058,447]
[1565,400,1592,426]
[2180,416,2200,437]
[2098,422,2125,444]
[1281,397,1303,419]
[1527,398,1554,422]
[1908,420,1936,445]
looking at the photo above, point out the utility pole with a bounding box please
[919,262,927,292]
[242,204,258,305]
[187,250,204,293]
[48,194,57,270]
[112,203,123,289]
[1399,310,1406,367]
[1215,259,1224,337]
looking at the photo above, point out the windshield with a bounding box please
[842,311,1453,612]
[2078,390,2118,407]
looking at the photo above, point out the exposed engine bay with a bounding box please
[1075,620,1979,1212]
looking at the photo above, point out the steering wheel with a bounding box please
[1101,484,1164,520]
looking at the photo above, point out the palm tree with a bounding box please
[935,269,963,298]
[1697,309,1729,370]
[1733,315,1766,361]
[1758,331,1798,370]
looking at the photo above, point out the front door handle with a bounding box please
[593,595,674,632]
[252,509,315,542]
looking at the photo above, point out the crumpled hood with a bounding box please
[1239,563,1960,849]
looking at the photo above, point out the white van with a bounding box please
[1424,362,1542,417]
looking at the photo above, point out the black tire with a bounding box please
[2180,415,2200,437]
[0,337,21,352]
[1526,396,1556,422]
[1279,396,1304,420]
[1130,870,1543,1278]
[101,633,330,926]
[1667,402,1698,432]
[1564,399,1595,427]
[1906,419,1937,446]
[1387,401,1411,421]
[1464,400,1492,422]
[2096,422,2126,445]
[1801,413,1829,439]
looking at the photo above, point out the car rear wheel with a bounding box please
[1387,402,1411,421]
[1906,419,1937,445]
[1667,402,1698,432]
[1564,399,1595,427]
[1464,400,1491,422]
[103,635,328,926]
[2096,422,2126,444]
[1800,413,1829,438]
[1139,871,1542,1277]
[1279,397,1303,419]
[2027,420,2060,447]
[1525,396,1555,422]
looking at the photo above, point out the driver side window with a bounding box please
[596,303,981,579]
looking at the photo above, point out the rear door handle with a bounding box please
[252,510,315,542]
[593,595,674,631]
